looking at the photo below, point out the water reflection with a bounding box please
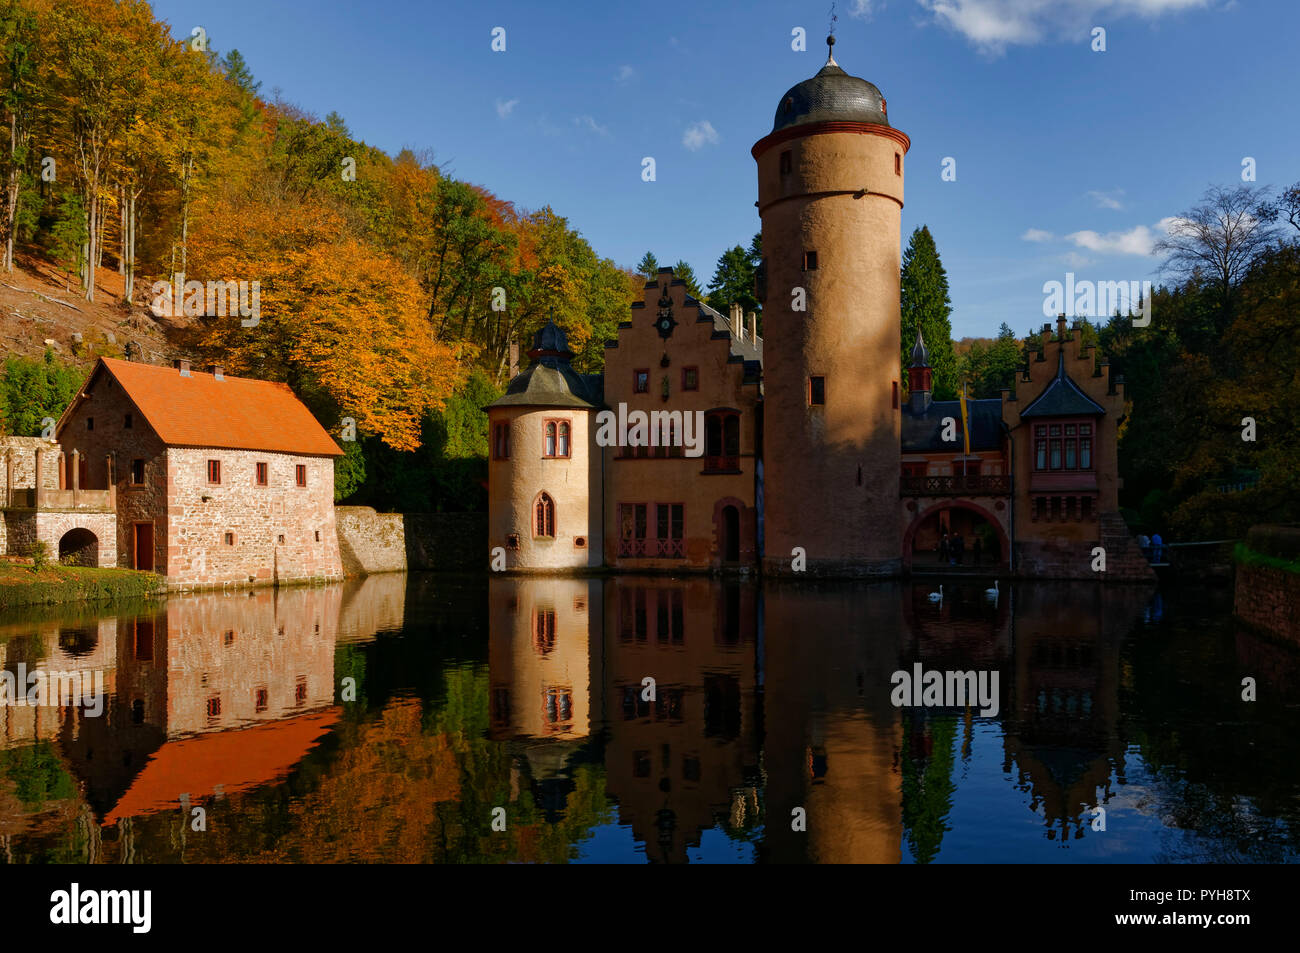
[0,571,1297,863]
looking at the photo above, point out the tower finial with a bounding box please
[826,2,838,64]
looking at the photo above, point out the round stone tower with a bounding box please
[752,36,909,576]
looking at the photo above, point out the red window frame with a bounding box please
[543,419,571,458]
[534,492,555,538]
[295,464,307,487]
[255,462,268,486]
[1033,421,1094,471]
[206,459,221,484]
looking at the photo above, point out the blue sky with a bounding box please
[150,0,1299,339]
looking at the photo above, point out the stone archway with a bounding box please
[904,500,1009,570]
[58,527,99,567]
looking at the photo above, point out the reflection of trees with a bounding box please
[1142,779,1294,864]
[1123,595,1300,861]
[900,712,957,863]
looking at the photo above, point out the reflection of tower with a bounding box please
[762,583,905,862]
[754,36,908,576]
[488,576,603,819]
[601,578,761,863]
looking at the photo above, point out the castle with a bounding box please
[488,39,1153,582]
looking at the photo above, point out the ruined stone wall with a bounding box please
[336,507,488,575]
[1235,562,1300,645]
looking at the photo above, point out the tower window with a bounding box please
[256,462,268,486]
[802,251,818,271]
[534,492,555,538]
[809,376,826,406]
[779,150,792,175]
[634,369,649,393]
[86,417,94,431]
[682,367,699,391]
[493,422,510,459]
[296,464,307,486]
[543,419,571,458]
[124,413,133,429]
[892,380,899,409]
[895,152,901,175]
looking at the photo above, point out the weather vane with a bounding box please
[829,2,838,37]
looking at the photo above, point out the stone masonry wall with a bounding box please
[336,507,407,575]
[336,507,487,575]
[1235,563,1300,645]
[165,447,342,588]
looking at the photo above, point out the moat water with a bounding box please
[1,573,1296,863]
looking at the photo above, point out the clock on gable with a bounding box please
[655,284,677,339]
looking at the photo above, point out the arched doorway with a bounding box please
[905,501,1008,570]
[721,506,740,562]
[58,528,99,567]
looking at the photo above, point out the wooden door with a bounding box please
[133,523,154,571]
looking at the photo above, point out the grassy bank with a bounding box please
[0,564,165,609]
[1234,543,1300,575]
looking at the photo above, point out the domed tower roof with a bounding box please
[772,36,890,133]
[488,315,603,410]
[528,316,574,367]
[910,327,929,368]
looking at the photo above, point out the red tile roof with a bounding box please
[76,358,343,457]
[103,708,340,826]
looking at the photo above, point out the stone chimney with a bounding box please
[174,359,191,377]
[747,311,758,343]
[210,364,224,381]
[508,340,520,378]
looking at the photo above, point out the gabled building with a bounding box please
[54,357,344,588]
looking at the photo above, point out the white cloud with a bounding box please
[615,65,635,82]
[915,0,1212,55]
[495,98,519,119]
[682,120,720,151]
[1062,251,1094,267]
[1021,228,1054,242]
[848,0,881,17]
[1065,222,1162,256]
[1086,188,1126,210]
[573,114,610,136]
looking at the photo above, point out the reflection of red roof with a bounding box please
[61,358,343,457]
[103,708,340,826]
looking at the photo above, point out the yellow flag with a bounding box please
[959,381,971,457]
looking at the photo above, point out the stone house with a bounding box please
[51,357,344,588]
